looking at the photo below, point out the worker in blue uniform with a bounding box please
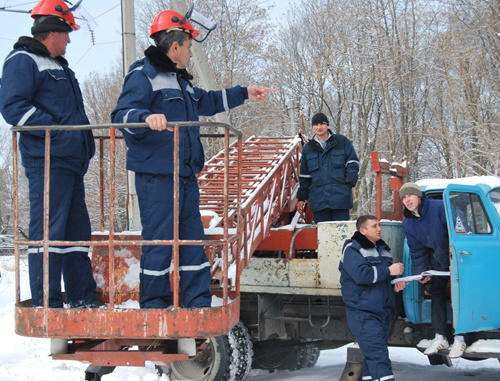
[111,9,275,308]
[297,112,359,222]
[0,0,99,308]
[339,215,405,380]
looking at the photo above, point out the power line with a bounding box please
[72,44,92,68]
[0,1,37,13]
[93,2,120,20]
[1,1,37,8]
[0,36,18,41]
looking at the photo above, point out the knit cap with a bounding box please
[399,183,422,200]
[32,15,73,35]
[311,113,329,126]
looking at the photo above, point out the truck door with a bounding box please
[444,185,500,334]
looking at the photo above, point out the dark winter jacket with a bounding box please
[402,194,450,275]
[0,37,94,175]
[339,231,395,314]
[297,131,359,212]
[111,46,248,177]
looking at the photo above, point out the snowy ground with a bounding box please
[1,255,499,380]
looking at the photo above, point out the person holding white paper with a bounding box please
[400,183,466,358]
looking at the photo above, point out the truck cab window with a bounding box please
[450,191,492,234]
[490,189,500,219]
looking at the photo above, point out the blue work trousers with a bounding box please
[135,173,212,308]
[25,167,97,308]
[431,275,449,336]
[313,208,349,223]
[346,308,394,381]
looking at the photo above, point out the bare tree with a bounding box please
[0,127,14,234]
[426,0,500,177]
[0,124,33,237]
[81,68,129,232]
[3,0,489,233]
[269,0,499,216]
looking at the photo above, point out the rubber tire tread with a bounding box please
[230,322,254,381]
[167,335,232,381]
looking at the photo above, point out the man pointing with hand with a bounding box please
[111,9,275,309]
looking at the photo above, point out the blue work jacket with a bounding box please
[111,46,248,177]
[402,194,450,275]
[339,231,395,314]
[297,131,359,212]
[0,37,94,175]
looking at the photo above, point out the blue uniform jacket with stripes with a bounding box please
[111,46,248,177]
[297,131,359,212]
[339,231,395,314]
[0,37,94,175]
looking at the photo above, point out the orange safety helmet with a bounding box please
[149,10,200,39]
[31,0,80,31]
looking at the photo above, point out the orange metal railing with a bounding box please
[11,121,303,343]
[12,122,241,337]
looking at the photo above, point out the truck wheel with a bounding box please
[289,345,320,370]
[230,322,253,381]
[293,339,320,369]
[252,342,300,371]
[253,341,320,372]
[303,346,320,368]
[287,348,308,371]
[163,321,252,381]
[166,335,232,381]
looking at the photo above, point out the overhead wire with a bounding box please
[1,2,122,73]
[0,1,37,12]
[71,2,121,69]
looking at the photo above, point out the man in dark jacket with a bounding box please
[0,0,99,308]
[400,182,466,358]
[111,9,275,309]
[339,215,405,381]
[297,113,359,222]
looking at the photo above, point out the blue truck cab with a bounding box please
[402,176,500,350]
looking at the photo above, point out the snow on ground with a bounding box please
[1,255,499,380]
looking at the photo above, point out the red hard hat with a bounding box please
[149,10,200,39]
[31,0,80,31]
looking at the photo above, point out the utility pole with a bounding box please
[288,98,297,135]
[121,0,142,231]
[121,0,136,76]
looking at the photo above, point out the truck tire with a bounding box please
[303,346,320,368]
[289,345,320,370]
[230,322,253,381]
[162,321,253,381]
[252,342,300,371]
[166,335,232,381]
[252,341,320,372]
[288,348,309,371]
[293,339,320,370]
